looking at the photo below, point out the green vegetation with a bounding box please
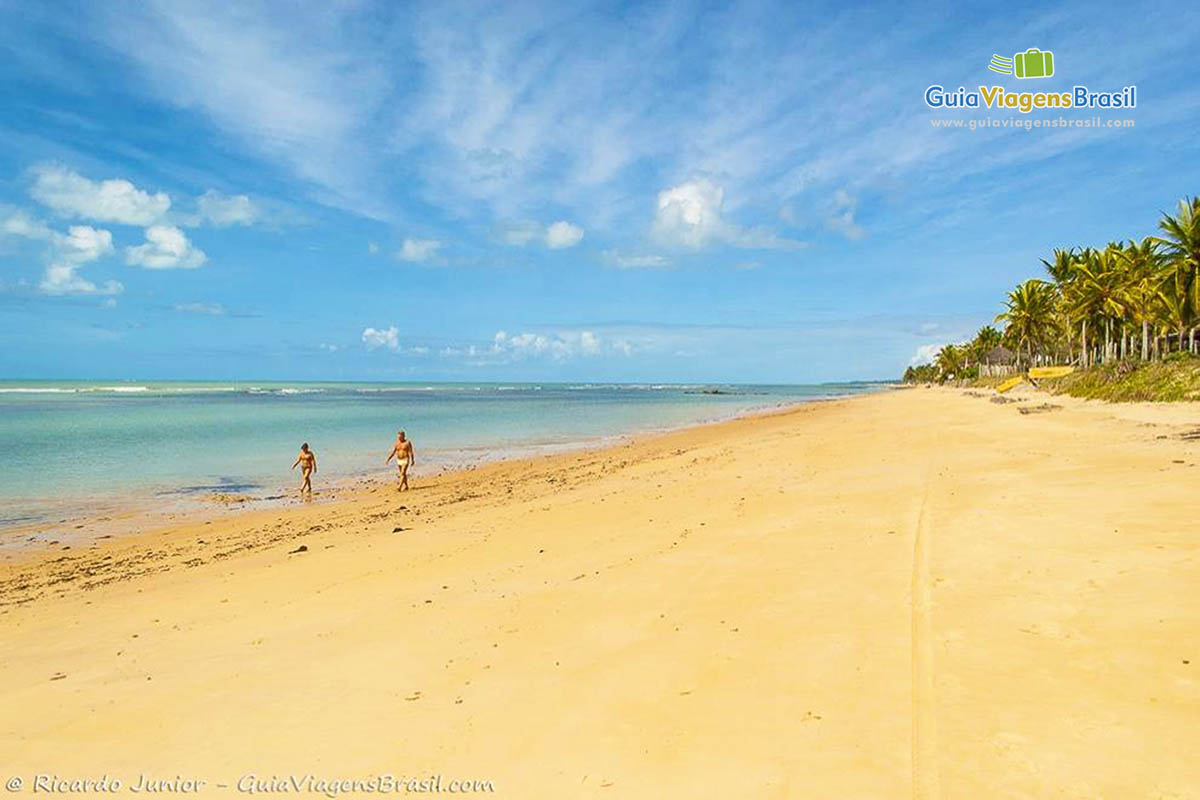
[1040,353,1200,402]
[901,326,998,383]
[905,196,1200,398]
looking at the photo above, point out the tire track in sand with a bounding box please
[911,458,941,800]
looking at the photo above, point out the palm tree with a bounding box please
[1117,237,1165,360]
[1070,246,1127,364]
[1154,197,1200,353]
[1041,247,1079,284]
[966,325,1002,365]
[935,344,964,381]
[1043,247,1082,361]
[1059,247,1099,366]
[922,193,1200,386]
[973,325,1002,349]
[996,279,1057,366]
[1158,269,1192,353]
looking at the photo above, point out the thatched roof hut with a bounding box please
[982,345,1016,365]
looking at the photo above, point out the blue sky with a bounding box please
[1,0,1198,382]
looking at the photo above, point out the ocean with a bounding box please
[0,380,882,529]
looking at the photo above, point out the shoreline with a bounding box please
[0,394,849,612]
[3,386,1196,796]
[0,390,876,553]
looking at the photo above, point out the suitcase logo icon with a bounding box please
[988,48,1055,79]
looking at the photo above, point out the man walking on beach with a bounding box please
[291,442,317,496]
[385,430,415,491]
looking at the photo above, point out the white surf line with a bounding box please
[911,456,942,800]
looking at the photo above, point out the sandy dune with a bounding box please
[1,388,1197,798]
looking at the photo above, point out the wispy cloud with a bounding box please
[42,1,1197,258]
[825,189,866,241]
[173,301,225,315]
[602,250,671,270]
[193,190,257,227]
[92,2,395,219]
[502,220,584,249]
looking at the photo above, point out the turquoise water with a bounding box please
[0,381,881,527]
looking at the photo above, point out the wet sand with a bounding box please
[1,387,1197,797]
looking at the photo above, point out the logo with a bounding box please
[989,48,1055,79]
[924,49,1136,114]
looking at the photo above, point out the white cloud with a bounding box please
[579,330,601,355]
[195,190,256,227]
[31,165,170,226]
[398,238,442,262]
[501,220,584,249]
[486,329,615,361]
[40,226,122,296]
[653,179,725,248]
[493,330,571,360]
[319,343,341,352]
[910,343,943,366]
[59,225,114,262]
[125,225,207,269]
[367,241,380,255]
[825,189,866,241]
[0,213,123,296]
[26,167,263,232]
[173,302,225,315]
[652,179,803,251]
[362,326,400,351]
[39,264,123,296]
[545,220,583,249]
[1,209,55,240]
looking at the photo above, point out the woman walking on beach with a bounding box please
[291,442,317,496]
[385,430,415,491]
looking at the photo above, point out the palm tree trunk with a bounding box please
[1142,320,1150,361]
[1081,320,1088,367]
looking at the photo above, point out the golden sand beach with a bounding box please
[1,388,1197,798]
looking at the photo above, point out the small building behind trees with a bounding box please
[980,345,1017,377]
